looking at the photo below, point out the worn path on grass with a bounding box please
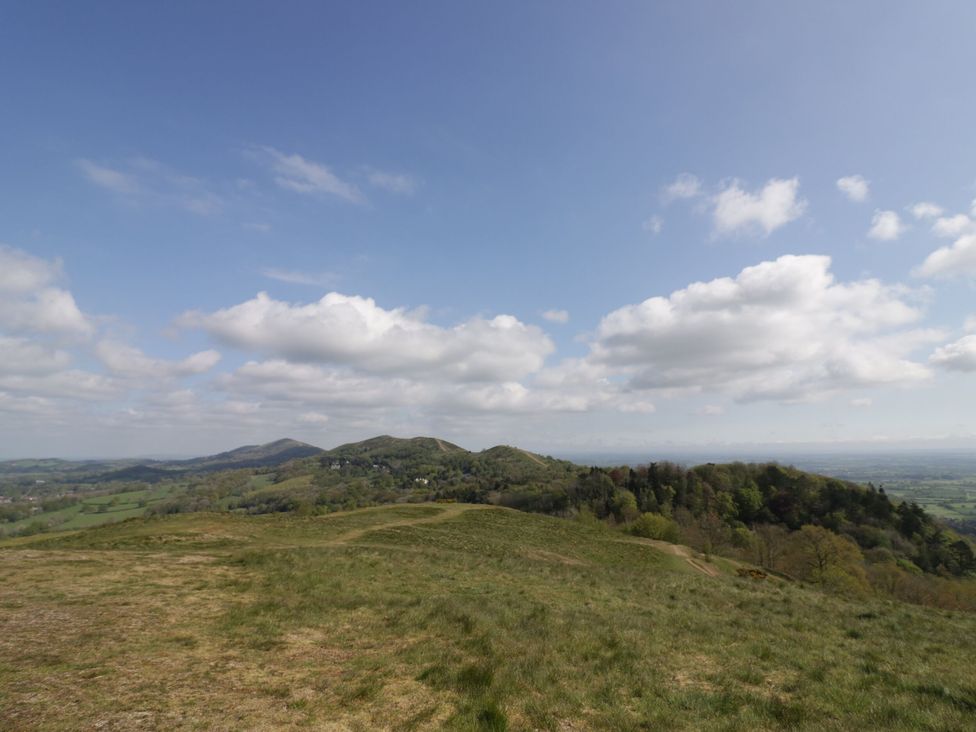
[320,503,494,547]
[617,536,722,578]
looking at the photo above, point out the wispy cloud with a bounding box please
[661,173,701,203]
[260,268,339,287]
[642,215,663,235]
[77,160,141,195]
[76,157,222,215]
[541,309,569,324]
[366,169,418,196]
[258,147,364,204]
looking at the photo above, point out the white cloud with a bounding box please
[910,202,944,220]
[260,268,338,287]
[867,210,905,241]
[931,214,974,238]
[0,337,72,375]
[366,169,418,195]
[0,245,62,293]
[696,404,725,416]
[916,234,976,278]
[964,315,976,333]
[179,292,554,383]
[95,340,221,379]
[589,254,933,402]
[298,412,330,425]
[837,175,869,202]
[0,246,93,337]
[712,177,806,236]
[77,159,141,195]
[541,309,569,324]
[0,370,119,400]
[216,359,591,416]
[930,335,976,372]
[77,157,222,215]
[259,147,363,203]
[642,215,663,234]
[662,173,702,202]
[850,398,873,408]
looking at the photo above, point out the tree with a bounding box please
[783,525,868,593]
[753,524,790,570]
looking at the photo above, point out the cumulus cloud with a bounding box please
[0,370,119,400]
[217,359,593,416]
[589,254,934,402]
[930,335,976,371]
[95,341,221,379]
[915,204,976,278]
[931,214,974,238]
[712,178,806,237]
[916,234,976,278]
[366,169,418,195]
[0,337,72,375]
[259,147,363,203]
[911,202,944,220]
[541,309,569,324]
[867,210,905,241]
[837,175,869,202]
[0,246,93,337]
[178,292,554,382]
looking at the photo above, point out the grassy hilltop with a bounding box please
[3,504,976,731]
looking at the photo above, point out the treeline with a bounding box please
[0,494,80,524]
[489,460,976,610]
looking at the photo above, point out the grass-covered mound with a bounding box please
[2,504,975,730]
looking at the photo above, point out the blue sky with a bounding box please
[2,2,976,457]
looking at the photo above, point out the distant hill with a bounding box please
[75,438,324,483]
[321,435,572,481]
[325,435,466,465]
[169,438,323,472]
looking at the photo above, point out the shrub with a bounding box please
[631,512,680,543]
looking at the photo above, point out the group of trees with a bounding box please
[518,461,976,608]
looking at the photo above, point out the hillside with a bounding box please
[6,435,975,612]
[321,435,565,477]
[3,504,976,730]
[168,437,323,471]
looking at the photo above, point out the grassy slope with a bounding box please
[2,505,976,731]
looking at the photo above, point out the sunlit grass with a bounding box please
[2,504,976,730]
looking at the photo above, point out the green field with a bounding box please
[883,480,976,523]
[2,504,976,730]
[3,484,185,535]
